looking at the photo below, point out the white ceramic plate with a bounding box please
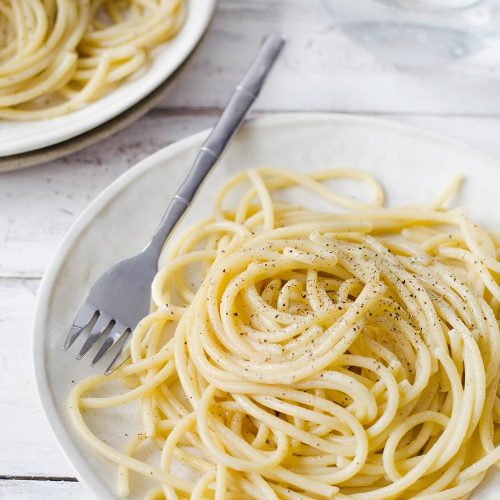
[0,0,216,157]
[33,114,500,499]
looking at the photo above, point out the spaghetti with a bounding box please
[69,167,500,499]
[0,0,185,120]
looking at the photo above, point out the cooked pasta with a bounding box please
[69,167,500,499]
[0,0,185,120]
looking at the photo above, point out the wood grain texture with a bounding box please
[3,0,500,497]
[160,0,500,114]
[2,112,500,279]
[0,279,77,477]
[2,113,500,486]
[0,112,217,279]
[0,480,86,500]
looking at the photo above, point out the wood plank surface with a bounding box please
[0,479,85,500]
[0,279,77,477]
[2,113,500,279]
[2,113,500,485]
[160,0,500,114]
[3,0,500,497]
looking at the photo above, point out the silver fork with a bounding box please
[63,34,285,374]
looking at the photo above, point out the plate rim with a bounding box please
[0,0,217,157]
[0,16,209,174]
[32,112,500,499]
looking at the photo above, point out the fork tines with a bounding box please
[64,301,131,374]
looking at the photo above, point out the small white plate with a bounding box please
[33,114,500,499]
[0,0,216,157]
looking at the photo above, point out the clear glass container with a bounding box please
[323,0,500,68]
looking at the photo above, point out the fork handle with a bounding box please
[147,34,285,258]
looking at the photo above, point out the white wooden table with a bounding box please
[2,1,500,498]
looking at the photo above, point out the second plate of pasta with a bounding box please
[0,0,216,157]
[33,113,500,499]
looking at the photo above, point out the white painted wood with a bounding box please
[2,113,500,279]
[1,113,500,483]
[0,279,76,477]
[0,112,217,279]
[3,1,500,496]
[160,0,500,115]
[0,480,88,500]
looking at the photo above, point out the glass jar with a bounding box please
[323,0,500,68]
